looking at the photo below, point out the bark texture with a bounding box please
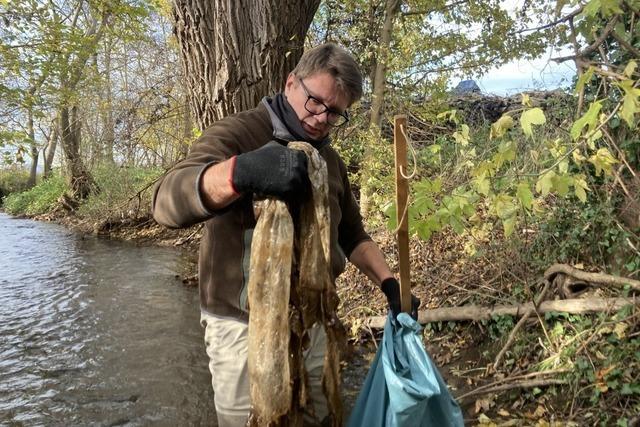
[60,106,96,198]
[359,0,401,217]
[43,116,59,179]
[172,0,321,130]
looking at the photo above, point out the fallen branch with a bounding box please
[457,378,568,401]
[493,280,551,371]
[456,368,571,401]
[544,263,640,292]
[365,297,638,328]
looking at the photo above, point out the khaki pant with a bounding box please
[200,312,329,427]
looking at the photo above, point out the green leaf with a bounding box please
[583,0,623,16]
[571,100,603,141]
[474,174,491,196]
[553,174,573,196]
[583,0,601,17]
[575,67,595,95]
[502,216,516,237]
[490,114,514,139]
[520,108,546,138]
[516,182,533,210]
[384,203,397,231]
[617,79,640,128]
[449,215,465,235]
[494,193,517,219]
[600,0,623,16]
[536,170,556,196]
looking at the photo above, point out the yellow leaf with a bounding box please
[521,93,532,107]
[588,147,619,176]
[614,322,628,339]
[474,175,491,196]
[575,184,587,202]
[517,182,534,210]
[624,60,637,78]
[532,199,546,214]
[617,79,640,128]
[573,174,590,202]
[572,149,586,164]
[521,108,546,138]
[497,408,510,417]
[477,413,496,426]
[536,170,556,196]
[490,114,514,139]
[453,124,470,146]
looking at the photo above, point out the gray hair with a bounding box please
[292,43,363,105]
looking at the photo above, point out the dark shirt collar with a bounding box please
[262,94,330,150]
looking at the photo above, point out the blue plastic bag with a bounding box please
[347,313,464,427]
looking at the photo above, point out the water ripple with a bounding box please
[0,213,216,425]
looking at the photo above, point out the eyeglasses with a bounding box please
[298,77,349,127]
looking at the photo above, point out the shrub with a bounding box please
[0,168,30,204]
[77,164,163,221]
[3,174,68,215]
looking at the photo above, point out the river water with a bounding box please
[0,213,216,426]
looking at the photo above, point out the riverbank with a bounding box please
[3,196,640,424]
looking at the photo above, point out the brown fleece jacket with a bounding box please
[152,100,371,320]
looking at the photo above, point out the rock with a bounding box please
[454,80,481,95]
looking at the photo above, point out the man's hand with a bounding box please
[231,141,311,201]
[381,277,420,321]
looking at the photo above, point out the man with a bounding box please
[152,43,418,426]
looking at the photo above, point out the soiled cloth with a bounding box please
[247,141,345,427]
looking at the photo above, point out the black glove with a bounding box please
[231,141,311,201]
[381,277,420,321]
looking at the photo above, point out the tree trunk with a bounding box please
[172,0,321,130]
[103,40,115,164]
[60,106,96,198]
[44,116,59,179]
[359,0,401,218]
[27,107,38,188]
[180,100,192,162]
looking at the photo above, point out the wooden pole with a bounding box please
[394,115,412,313]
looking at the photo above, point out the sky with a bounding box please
[470,0,577,96]
[474,54,577,96]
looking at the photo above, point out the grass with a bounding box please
[76,164,163,221]
[0,168,30,204]
[3,173,68,215]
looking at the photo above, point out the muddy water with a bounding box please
[0,213,216,425]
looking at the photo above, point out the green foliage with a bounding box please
[3,174,68,215]
[481,315,515,341]
[530,195,640,270]
[77,164,163,220]
[0,168,30,203]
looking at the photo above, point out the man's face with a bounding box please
[284,71,350,141]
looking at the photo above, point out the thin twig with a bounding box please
[493,279,551,370]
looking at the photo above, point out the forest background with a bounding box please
[1,0,639,424]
